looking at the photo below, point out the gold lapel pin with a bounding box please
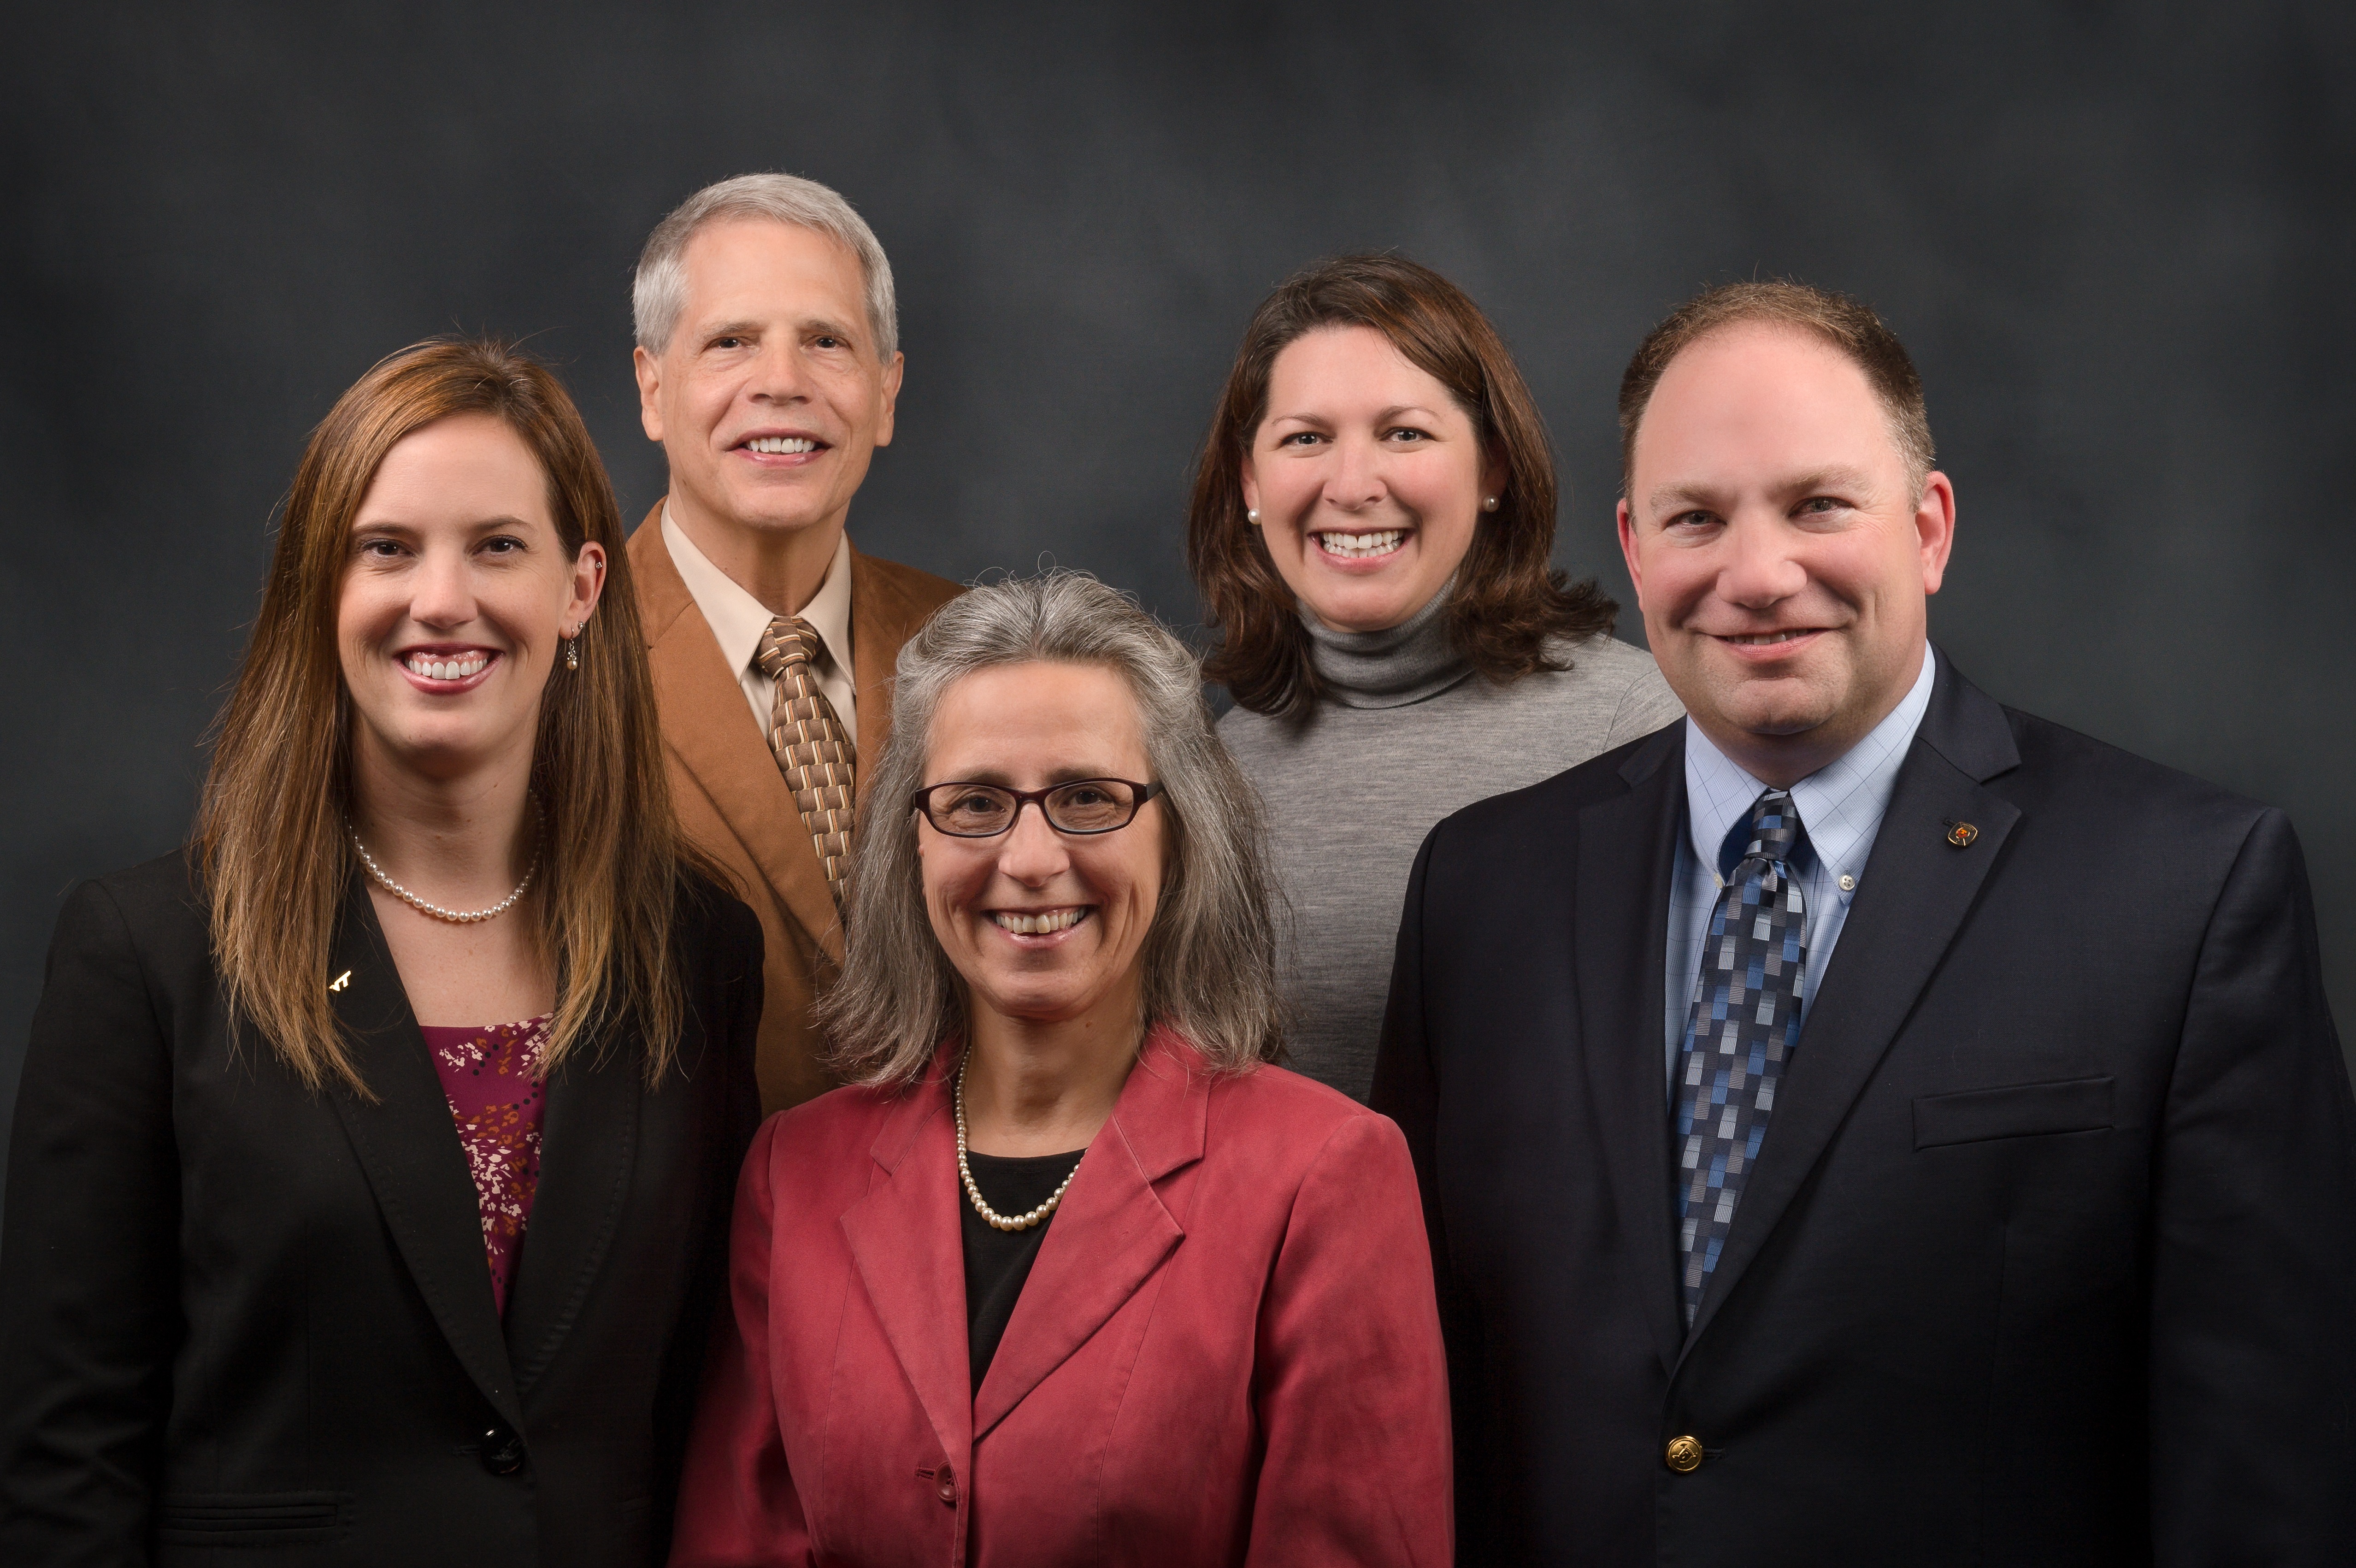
[329,970,351,993]
[1944,821,1978,848]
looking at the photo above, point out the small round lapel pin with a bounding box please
[1944,821,1979,848]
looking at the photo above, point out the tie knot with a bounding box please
[1741,790,1804,868]
[755,617,823,679]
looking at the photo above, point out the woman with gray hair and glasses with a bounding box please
[670,572,1451,1566]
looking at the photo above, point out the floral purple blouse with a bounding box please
[421,1015,550,1315]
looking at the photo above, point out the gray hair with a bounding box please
[631,172,899,362]
[823,572,1286,1087]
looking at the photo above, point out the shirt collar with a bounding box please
[661,506,854,675]
[1683,643,1938,881]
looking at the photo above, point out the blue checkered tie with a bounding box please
[1673,789,1808,1325]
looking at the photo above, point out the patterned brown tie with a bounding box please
[754,618,857,908]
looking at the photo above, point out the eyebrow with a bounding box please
[696,315,861,345]
[1644,466,1879,514]
[1265,403,1448,426]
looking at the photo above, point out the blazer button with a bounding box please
[1664,1434,1704,1473]
[479,1425,527,1476]
[936,1461,958,1505]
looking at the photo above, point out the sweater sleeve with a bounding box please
[1602,648,1686,748]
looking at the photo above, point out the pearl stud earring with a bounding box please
[1246,509,1261,525]
[1482,495,1500,512]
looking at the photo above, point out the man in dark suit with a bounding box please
[626,174,960,1115]
[1371,280,2356,1564]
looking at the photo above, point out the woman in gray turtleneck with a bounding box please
[1188,255,1682,1102]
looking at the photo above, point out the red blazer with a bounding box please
[671,1029,1452,1567]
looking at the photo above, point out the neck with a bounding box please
[960,987,1145,1157]
[667,486,844,619]
[1300,577,1471,710]
[348,729,539,905]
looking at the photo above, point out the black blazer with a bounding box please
[0,852,762,1566]
[1372,652,2356,1565]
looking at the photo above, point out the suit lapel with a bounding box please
[839,1065,976,1463]
[972,1032,1197,1438]
[847,542,932,821]
[324,881,524,1430]
[629,507,844,962]
[1683,657,2022,1349]
[1575,726,1691,1377]
[500,1022,641,1388]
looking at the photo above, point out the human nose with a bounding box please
[1714,512,1809,609]
[408,545,478,629]
[1322,432,1387,513]
[745,338,811,405]
[994,800,1072,886]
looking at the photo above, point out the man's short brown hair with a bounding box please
[1618,280,1935,497]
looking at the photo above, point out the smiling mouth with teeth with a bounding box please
[990,908,1088,936]
[404,652,493,682]
[1315,529,1406,560]
[745,436,820,455]
[1720,630,1816,646]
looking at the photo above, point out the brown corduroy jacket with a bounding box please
[628,503,961,1115]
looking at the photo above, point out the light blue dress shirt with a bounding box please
[1663,645,1939,1093]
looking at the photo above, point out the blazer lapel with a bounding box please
[839,1065,976,1463]
[499,1022,641,1388]
[630,507,845,962]
[846,542,936,821]
[1683,655,2023,1349]
[324,881,524,1430]
[1575,726,1692,1378]
[972,1032,1197,1439]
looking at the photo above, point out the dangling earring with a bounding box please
[1482,495,1501,513]
[1246,508,1261,525]
[564,631,579,671]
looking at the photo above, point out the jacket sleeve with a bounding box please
[1245,1110,1453,1568]
[667,1113,813,1568]
[2147,808,2356,1563]
[652,893,767,1558]
[1371,826,1499,1563]
[0,880,183,1565]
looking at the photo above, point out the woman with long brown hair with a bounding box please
[0,340,761,1565]
[1190,254,1684,1101]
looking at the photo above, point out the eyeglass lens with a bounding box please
[928,780,1143,836]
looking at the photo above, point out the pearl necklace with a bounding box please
[348,805,542,925]
[954,1054,1080,1232]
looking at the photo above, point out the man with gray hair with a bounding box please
[627,172,960,1115]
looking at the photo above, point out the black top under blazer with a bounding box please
[0,852,763,1566]
[1372,651,2356,1566]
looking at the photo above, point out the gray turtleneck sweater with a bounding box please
[1219,590,1684,1101]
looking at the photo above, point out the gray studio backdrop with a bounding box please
[5,3,2351,1191]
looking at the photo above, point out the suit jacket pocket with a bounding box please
[157,1491,354,1548]
[1913,1076,2114,1149]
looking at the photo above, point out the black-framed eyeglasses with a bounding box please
[911,778,1165,837]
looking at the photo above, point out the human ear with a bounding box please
[1915,472,1957,595]
[633,348,665,444]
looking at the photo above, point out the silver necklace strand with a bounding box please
[348,802,542,925]
[954,1053,1080,1232]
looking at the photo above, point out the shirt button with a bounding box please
[1664,1434,1704,1473]
[1837,874,1856,893]
[936,1461,958,1505]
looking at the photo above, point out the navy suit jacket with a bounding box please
[1372,653,2356,1565]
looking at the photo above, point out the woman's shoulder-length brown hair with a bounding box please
[1186,253,1615,719]
[193,337,716,1094]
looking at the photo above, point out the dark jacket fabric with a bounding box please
[0,851,763,1567]
[1372,653,2356,1566]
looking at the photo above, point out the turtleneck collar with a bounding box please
[1301,578,1474,710]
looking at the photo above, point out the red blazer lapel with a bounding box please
[972,1031,1202,1438]
[838,1061,975,1463]
[628,507,844,962]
